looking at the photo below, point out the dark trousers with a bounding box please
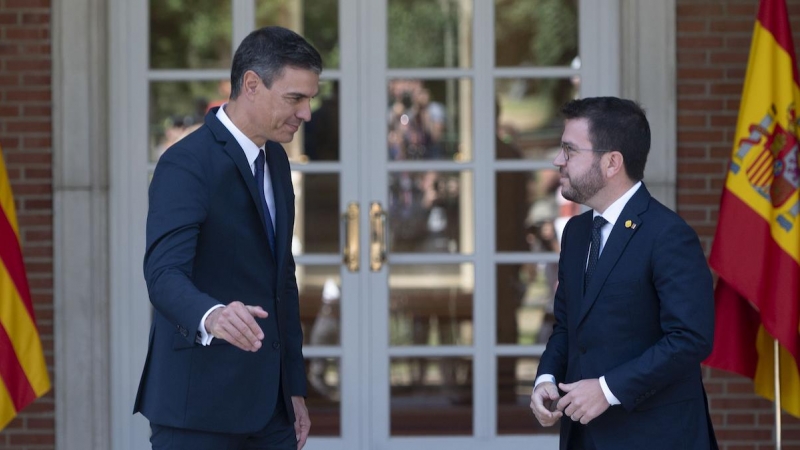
[150,396,295,450]
[568,423,597,450]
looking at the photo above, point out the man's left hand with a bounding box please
[291,396,311,449]
[556,379,610,425]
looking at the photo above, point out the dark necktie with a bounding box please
[255,149,276,257]
[585,216,608,291]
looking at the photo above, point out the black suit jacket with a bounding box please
[537,184,718,449]
[133,109,305,433]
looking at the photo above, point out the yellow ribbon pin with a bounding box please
[625,220,632,228]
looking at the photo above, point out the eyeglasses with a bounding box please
[559,142,612,162]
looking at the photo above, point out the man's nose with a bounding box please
[297,100,312,122]
[553,149,566,167]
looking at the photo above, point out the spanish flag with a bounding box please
[704,0,800,418]
[0,145,51,430]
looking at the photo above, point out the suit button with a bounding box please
[579,347,587,354]
[272,341,280,350]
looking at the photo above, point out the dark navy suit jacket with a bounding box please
[536,184,718,449]
[133,109,306,434]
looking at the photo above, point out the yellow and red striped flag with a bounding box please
[0,145,50,430]
[704,0,800,418]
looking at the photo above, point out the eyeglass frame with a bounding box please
[559,142,613,162]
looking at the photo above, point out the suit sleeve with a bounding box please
[282,253,307,397]
[535,218,573,382]
[143,145,221,344]
[603,219,714,411]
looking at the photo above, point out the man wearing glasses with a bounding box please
[529,97,718,449]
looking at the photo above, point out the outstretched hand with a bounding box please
[204,301,268,352]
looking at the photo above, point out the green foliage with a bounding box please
[388,0,461,68]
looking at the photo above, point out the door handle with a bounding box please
[369,202,387,272]
[342,202,359,272]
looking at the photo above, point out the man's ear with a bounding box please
[604,151,625,178]
[242,71,260,97]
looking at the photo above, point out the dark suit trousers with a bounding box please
[150,395,295,450]
[569,423,597,450]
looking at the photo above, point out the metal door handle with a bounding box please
[369,202,387,272]
[342,202,359,272]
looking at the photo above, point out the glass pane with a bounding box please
[305,357,340,436]
[292,172,339,254]
[390,357,472,435]
[494,0,578,67]
[388,171,472,254]
[495,78,579,160]
[302,80,339,162]
[388,79,472,161]
[150,0,232,69]
[255,0,340,69]
[497,357,557,435]
[497,262,560,345]
[387,0,472,68]
[149,81,224,163]
[495,171,531,252]
[389,264,473,346]
[296,265,340,346]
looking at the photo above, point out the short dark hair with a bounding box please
[230,26,323,99]
[561,97,650,181]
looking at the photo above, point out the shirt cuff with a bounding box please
[599,376,621,405]
[534,374,556,390]
[197,304,225,346]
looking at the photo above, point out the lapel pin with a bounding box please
[631,223,637,230]
[625,220,632,228]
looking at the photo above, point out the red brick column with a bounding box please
[677,1,800,449]
[0,0,54,449]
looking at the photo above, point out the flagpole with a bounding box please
[774,339,782,450]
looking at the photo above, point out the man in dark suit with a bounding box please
[529,97,718,449]
[134,26,321,449]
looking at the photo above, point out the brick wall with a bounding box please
[0,0,54,449]
[677,1,800,449]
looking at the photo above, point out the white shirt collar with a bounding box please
[216,104,263,168]
[593,181,642,226]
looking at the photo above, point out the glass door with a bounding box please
[131,0,612,449]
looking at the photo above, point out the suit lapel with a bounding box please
[206,110,276,254]
[577,185,651,326]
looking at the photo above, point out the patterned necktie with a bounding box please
[254,149,276,257]
[585,215,608,291]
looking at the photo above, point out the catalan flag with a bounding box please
[704,0,800,418]
[0,145,51,430]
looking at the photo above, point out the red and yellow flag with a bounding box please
[0,145,50,430]
[704,0,800,418]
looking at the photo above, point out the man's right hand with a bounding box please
[530,381,563,427]
[204,301,268,352]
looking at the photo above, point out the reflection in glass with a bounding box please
[388,79,472,161]
[150,0,232,69]
[296,265,340,347]
[305,357,341,436]
[497,357,557,435]
[149,81,224,163]
[301,81,339,162]
[388,0,472,68]
[494,0,578,67]
[292,172,339,254]
[389,264,473,346]
[497,262,559,345]
[495,78,579,160]
[256,0,340,69]
[391,357,472,435]
[388,171,471,254]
